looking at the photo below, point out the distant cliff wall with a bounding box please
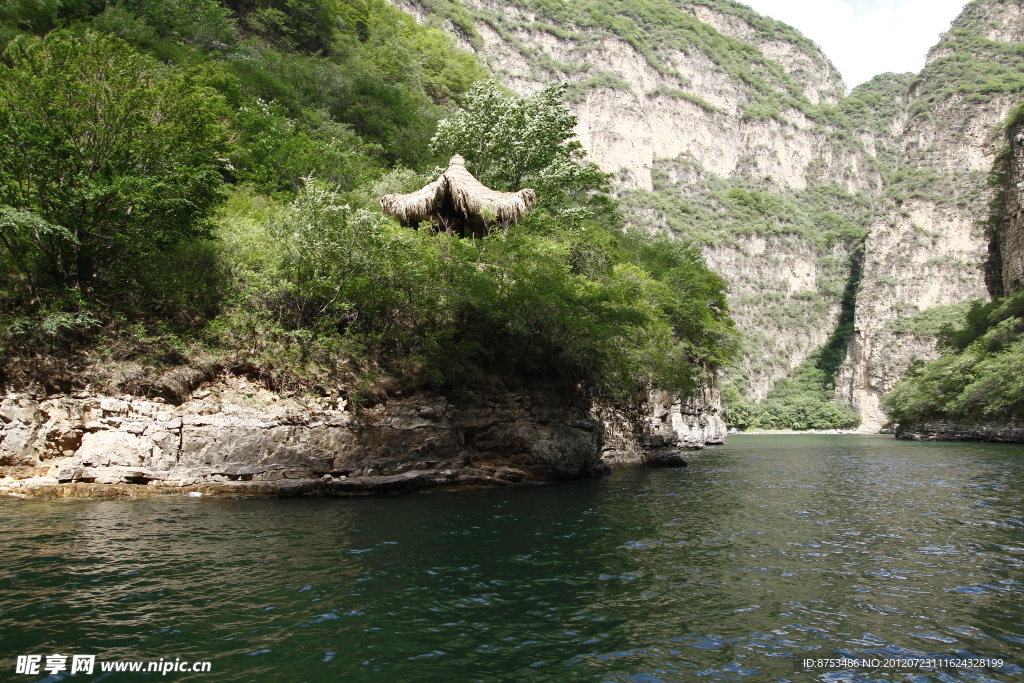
[998,119,1024,294]
[834,0,1024,428]
[400,0,1024,430]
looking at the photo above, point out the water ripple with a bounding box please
[1,435,1023,681]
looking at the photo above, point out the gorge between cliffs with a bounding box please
[4,0,1024,498]
[3,3,1024,683]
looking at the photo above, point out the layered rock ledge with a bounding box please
[895,420,1024,443]
[0,383,724,499]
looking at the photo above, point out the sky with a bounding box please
[740,0,969,89]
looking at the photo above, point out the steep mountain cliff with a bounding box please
[999,110,1024,293]
[835,0,1024,428]
[399,0,877,418]
[402,0,1023,429]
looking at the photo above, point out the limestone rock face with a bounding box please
[836,202,992,428]
[403,0,860,193]
[702,236,847,400]
[833,1,1023,429]
[398,0,1024,430]
[0,385,724,498]
[999,121,1024,295]
[600,386,726,468]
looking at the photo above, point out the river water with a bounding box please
[2,435,1024,682]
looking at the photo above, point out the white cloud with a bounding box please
[739,0,968,89]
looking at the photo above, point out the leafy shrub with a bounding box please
[884,291,1024,424]
[725,357,860,431]
[215,180,737,397]
[0,30,229,301]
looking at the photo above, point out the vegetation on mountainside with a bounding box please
[622,156,871,249]
[430,81,606,199]
[459,0,844,124]
[911,28,1024,112]
[618,154,869,429]
[724,355,859,431]
[839,73,912,138]
[0,4,737,403]
[883,290,1024,424]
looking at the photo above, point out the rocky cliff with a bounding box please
[835,0,1024,428]
[998,116,1024,294]
[403,0,1024,429]
[400,0,879,412]
[0,377,724,498]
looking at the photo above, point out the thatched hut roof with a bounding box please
[380,155,537,237]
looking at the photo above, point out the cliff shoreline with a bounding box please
[0,380,725,500]
[895,420,1024,443]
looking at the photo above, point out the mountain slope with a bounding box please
[835,0,1024,428]
[401,0,1023,430]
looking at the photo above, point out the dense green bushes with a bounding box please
[0,8,737,401]
[884,291,1024,425]
[213,179,736,397]
[724,355,859,431]
[0,31,229,301]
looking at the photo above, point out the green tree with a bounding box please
[222,0,338,54]
[0,30,229,301]
[430,81,602,193]
[230,99,373,194]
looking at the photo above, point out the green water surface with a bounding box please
[1,435,1023,682]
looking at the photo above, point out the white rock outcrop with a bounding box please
[0,384,724,497]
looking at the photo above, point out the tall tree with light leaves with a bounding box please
[429,81,607,205]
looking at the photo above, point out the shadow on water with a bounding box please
[1,435,1023,682]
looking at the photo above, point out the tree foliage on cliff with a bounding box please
[220,179,736,397]
[0,7,737,401]
[431,82,603,195]
[883,291,1024,425]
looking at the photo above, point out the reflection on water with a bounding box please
[1,435,1023,682]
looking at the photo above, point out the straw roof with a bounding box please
[380,155,537,237]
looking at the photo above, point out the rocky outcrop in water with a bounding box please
[0,382,724,498]
[895,420,1024,443]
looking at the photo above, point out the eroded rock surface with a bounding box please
[895,420,1024,443]
[0,385,724,499]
